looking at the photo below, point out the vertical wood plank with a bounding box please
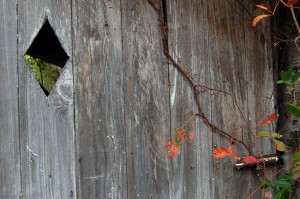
[72,1,127,198]
[0,0,21,198]
[168,1,213,198]
[208,1,275,198]
[121,1,171,198]
[18,0,75,198]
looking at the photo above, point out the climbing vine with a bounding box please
[147,0,300,198]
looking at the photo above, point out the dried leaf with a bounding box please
[287,0,299,6]
[242,156,258,163]
[234,156,241,161]
[187,130,196,142]
[252,14,271,27]
[227,146,233,156]
[256,113,279,127]
[213,147,228,158]
[165,138,181,158]
[280,0,300,8]
[212,146,232,158]
[256,4,272,13]
[176,129,186,139]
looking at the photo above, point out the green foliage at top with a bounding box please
[24,55,62,94]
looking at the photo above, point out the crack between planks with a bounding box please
[16,1,23,198]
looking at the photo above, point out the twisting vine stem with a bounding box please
[147,0,251,153]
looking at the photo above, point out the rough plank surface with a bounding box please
[3,0,277,198]
[72,0,127,198]
[168,0,213,198]
[168,0,275,198]
[17,0,76,198]
[0,0,21,198]
[121,1,171,198]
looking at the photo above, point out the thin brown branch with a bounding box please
[147,1,251,153]
[290,7,300,36]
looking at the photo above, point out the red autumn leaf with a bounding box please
[280,0,300,8]
[167,144,180,158]
[287,0,299,6]
[227,146,233,156]
[234,156,241,162]
[164,138,173,149]
[256,113,279,127]
[213,147,228,158]
[176,129,186,139]
[256,4,272,13]
[242,156,258,163]
[213,146,232,159]
[252,14,272,27]
[187,130,196,142]
[165,138,181,158]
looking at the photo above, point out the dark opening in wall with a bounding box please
[24,19,69,96]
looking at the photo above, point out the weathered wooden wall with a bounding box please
[1,0,276,198]
[17,0,75,198]
[0,0,20,198]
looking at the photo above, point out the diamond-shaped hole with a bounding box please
[24,19,69,96]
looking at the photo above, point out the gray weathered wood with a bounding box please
[168,0,275,198]
[72,0,127,198]
[0,0,279,198]
[168,0,213,198]
[17,0,75,198]
[0,0,21,198]
[121,1,171,198]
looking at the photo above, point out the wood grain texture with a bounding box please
[0,0,21,198]
[168,0,213,198]
[121,1,171,198]
[72,0,127,198]
[17,0,75,198]
[1,0,277,198]
[168,0,275,198]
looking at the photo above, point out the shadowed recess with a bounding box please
[24,19,69,96]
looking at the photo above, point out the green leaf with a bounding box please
[277,80,285,84]
[293,150,300,160]
[293,151,300,161]
[272,132,282,138]
[287,103,300,118]
[274,185,280,198]
[287,69,292,80]
[273,139,287,152]
[279,187,292,199]
[257,131,269,137]
[287,84,294,91]
[259,177,272,189]
[292,72,300,83]
[277,174,294,183]
[274,179,291,187]
[280,70,288,81]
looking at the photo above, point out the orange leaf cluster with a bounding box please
[165,138,180,159]
[164,129,196,159]
[253,1,300,27]
[212,146,232,158]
